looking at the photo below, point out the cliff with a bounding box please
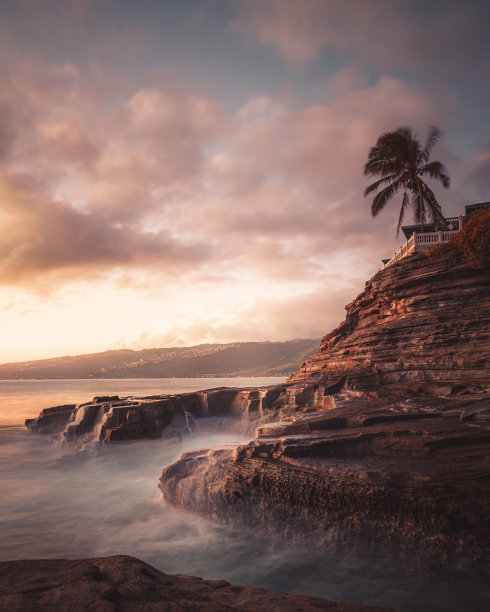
[289,251,489,388]
[159,252,490,576]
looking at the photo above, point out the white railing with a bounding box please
[383,230,460,269]
[416,232,439,244]
[416,230,459,245]
[383,233,416,268]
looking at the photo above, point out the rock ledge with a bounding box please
[0,555,392,611]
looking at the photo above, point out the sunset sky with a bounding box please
[1,0,489,363]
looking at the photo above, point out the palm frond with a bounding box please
[419,161,450,188]
[398,127,421,162]
[411,188,425,224]
[418,126,440,164]
[371,178,403,217]
[395,127,414,140]
[382,131,412,163]
[364,159,401,176]
[364,129,413,173]
[418,180,445,225]
[364,172,402,196]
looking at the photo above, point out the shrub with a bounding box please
[425,208,490,268]
[455,208,490,268]
[425,240,459,263]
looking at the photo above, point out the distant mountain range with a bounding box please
[0,339,320,379]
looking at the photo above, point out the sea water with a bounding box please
[0,379,488,612]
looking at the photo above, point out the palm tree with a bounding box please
[363,126,450,235]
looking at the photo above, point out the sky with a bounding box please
[0,0,489,363]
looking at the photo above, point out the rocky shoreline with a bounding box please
[23,250,490,597]
[158,251,490,577]
[159,386,490,577]
[0,555,393,611]
[24,384,311,443]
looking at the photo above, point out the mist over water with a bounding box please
[1,379,489,612]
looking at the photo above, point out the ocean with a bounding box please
[0,378,488,612]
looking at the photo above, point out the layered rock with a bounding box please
[290,251,490,388]
[0,555,392,611]
[160,387,490,576]
[24,381,350,444]
[25,386,310,443]
[26,396,180,442]
[159,253,490,576]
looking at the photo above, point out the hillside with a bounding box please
[0,339,319,380]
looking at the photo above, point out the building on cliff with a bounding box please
[382,201,490,268]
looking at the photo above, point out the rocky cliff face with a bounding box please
[159,252,490,576]
[290,251,489,389]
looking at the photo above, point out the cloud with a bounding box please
[0,45,228,287]
[457,153,490,202]
[0,31,465,298]
[229,0,490,79]
[188,74,443,281]
[0,1,488,361]
[0,51,226,214]
[229,0,336,67]
[124,284,357,349]
[0,174,214,286]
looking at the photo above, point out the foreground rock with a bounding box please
[0,555,392,611]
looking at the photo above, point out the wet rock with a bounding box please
[25,404,76,434]
[0,555,392,611]
[92,395,120,403]
[160,391,490,577]
[24,386,311,443]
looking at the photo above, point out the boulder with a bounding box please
[0,555,392,611]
